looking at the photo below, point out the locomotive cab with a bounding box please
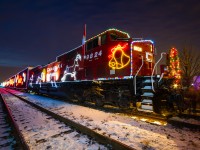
[83,29,156,109]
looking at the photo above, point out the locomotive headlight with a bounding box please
[146,52,153,62]
[133,45,142,52]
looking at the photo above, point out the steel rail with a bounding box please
[131,110,200,130]
[131,110,168,121]
[0,91,29,150]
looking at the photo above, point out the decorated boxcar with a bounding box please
[4,67,32,90]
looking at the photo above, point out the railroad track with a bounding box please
[6,88,200,131]
[80,98,200,130]
[1,89,135,150]
[30,90,169,122]
[0,92,28,150]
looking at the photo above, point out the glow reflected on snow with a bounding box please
[106,120,176,149]
[152,121,167,126]
[131,116,167,126]
[131,116,137,119]
[140,118,148,121]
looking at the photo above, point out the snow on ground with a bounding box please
[1,90,107,150]
[0,99,17,150]
[8,90,200,150]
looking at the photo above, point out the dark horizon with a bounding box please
[1,0,200,82]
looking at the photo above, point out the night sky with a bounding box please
[0,0,200,82]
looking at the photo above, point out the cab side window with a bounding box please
[110,33,118,40]
[101,34,106,45]
[93,37,98,48]
[86,34,107,51]
[87,41,93,51]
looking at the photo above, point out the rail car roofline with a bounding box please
[15,67,33,75]
[4,66,33,81]
[30,65,43,70]
[86,28,130,42]
[56,28,130,61]
[45,60,61,66]
[4,75,16,83]
[56,45,82,61]
[131,39,154,44]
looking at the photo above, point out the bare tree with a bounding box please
[179,46,200,88]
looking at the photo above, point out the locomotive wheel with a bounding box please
[77,97,85,103]
[74,94,84,103]
[95,96,104,107]
[118,97,130,108]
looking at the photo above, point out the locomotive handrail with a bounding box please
[151,52,166,92]
[158,73,164,83]
[134,56,144,95]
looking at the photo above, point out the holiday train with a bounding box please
[3,28,173,114]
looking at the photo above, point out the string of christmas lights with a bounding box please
[168,47,181,88]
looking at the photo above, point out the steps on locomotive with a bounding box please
[135,77,143,94]
[141,86,152,90]
[138,98,153,112]
[138,76,155,112]
[141,92,154,97]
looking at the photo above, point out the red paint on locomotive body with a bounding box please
[131,40,154,76]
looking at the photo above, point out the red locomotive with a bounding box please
[3,28,171,114]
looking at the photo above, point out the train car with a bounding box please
[28,65,43,91]
[5,76,15,88]
[15,67,33,90]
[28,62,67,97]
[4,80,9,87]
[28,28,159,112]
[4,67,33,90]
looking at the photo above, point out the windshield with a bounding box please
[110,31,129,40]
